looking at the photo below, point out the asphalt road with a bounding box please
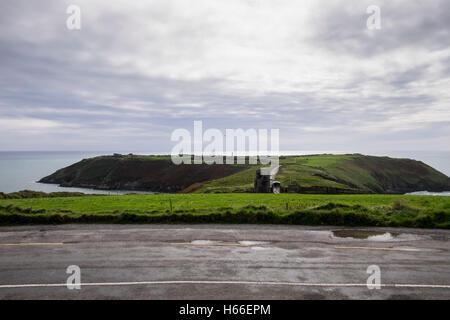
[0,224,449,299]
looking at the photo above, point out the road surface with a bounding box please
[0,224,449,299]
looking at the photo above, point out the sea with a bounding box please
[0,151,154,195]
[0,151,449,195]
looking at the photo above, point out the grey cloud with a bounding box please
[0,0,448,152]
[311,0,450,57]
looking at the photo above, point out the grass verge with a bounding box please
[0,193,449,228]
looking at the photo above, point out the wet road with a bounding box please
[0,224,449,299]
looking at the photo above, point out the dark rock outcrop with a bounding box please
[39,155,248,193]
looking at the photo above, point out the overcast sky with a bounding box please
[0,0,449,153]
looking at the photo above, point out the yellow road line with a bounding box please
[335,246,420,252]
[170,242,250,247]
[0,242,63,246]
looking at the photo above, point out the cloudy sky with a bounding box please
[0,0,449,153]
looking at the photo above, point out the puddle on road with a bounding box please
[238,241,266,246]
[250,246,268,251]
[191,240,219,245]
[189,240,268,247]
[332,230,400,241]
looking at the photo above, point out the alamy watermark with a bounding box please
[366,5,381,30]
[66,265,81,289]
[170,121,279,174]
[366,264,381,289]
[66,5,81,30]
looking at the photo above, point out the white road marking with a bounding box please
[170,242,251,247]
[0,280,449,289]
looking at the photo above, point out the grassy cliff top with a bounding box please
[197,154,450,194]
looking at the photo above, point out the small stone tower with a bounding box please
[254,166,281,193]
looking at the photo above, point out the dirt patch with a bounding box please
[180,181,211,193]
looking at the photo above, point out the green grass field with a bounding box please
[196,154,449,193]
[1,193,449,228]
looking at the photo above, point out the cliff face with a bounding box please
[39,154,450,194]
[39,155,249,192]
[350,156,450,194]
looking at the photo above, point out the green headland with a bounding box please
[38,153,450,194]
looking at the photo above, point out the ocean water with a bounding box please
[406,191,450,196]
[0,151,448,195]
[0,151,153,194]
